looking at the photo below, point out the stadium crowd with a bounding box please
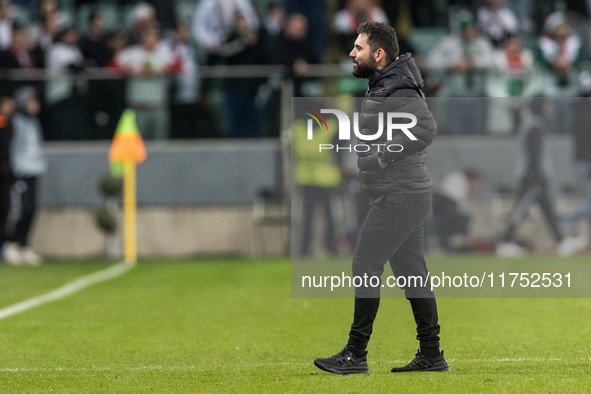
[0,0,590,262]
[0,0,591,139]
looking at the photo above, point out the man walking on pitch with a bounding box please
[314,22,449,374]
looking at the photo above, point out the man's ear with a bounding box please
[374,48,385,63]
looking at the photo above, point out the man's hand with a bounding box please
[378,157,388,169]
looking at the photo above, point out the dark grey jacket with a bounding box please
[356,53,436,198]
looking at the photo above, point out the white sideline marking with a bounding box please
[2,358,591,373]
[0,262,133,321]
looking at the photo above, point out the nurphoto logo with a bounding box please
[304,107,418,153]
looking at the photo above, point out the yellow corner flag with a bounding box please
[108,109,147,265]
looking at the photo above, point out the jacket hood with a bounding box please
[370,52,424,89]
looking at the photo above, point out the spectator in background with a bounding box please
[165,21,200,139]
[428,10,493,133]
[490,35,535,134]
[145,0,177,37]
[492,35,534,97]
[537,11,584,97]
[191,0,258,64]
[263,13,316,96]
[260,2,284,42]
[28,0,65,68]
[218,13,261,138]
[431,169,481,251]
[0,23,37,95]
[10,0,34,19]
[0,23,35,70]
[333,0,389,61]
[429,10,494,97]
[560,73,591,254]
[44,25,87,140]
[254,3,285,138]
[477,0,519,48]
[496,97,584,257]
[566,0,591,61]
[381,0,437,29]
[3,86,46,265]
[292,112,341,257]
[104,29,129,67]
[118,0,177,37]
[113,26,179,140]
[86,27,128,140]
[284,0,326,62]
[0,0,14,50]
[79,11,110,67]
[537,11,584,135]
[0,95,14,261]
[130,2,157,44]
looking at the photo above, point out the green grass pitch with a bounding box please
[0,257,590,392]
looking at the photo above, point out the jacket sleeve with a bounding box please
[381,96,437,163]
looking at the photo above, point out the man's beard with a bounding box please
[352,56,377,79]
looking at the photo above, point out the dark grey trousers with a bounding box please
[347,191,441,352]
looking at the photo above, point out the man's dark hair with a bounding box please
[357,22,399,63]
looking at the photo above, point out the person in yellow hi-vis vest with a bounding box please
[293,117,341,256]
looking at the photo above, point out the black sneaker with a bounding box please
[314,348,369,375]
[391,350,451,372]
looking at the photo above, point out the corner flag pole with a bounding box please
[123,159,137,264]
[108,109,147,265]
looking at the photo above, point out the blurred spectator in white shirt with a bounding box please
[44,26,88,140]
[428,10,494,97]
[428,11,494,134]
[490,35,535,97]
[477,0,519,48]
[191,0,258,61]
[489,35,536,134]
[131,2,157,44]
[0,0,14,50]
[537,11,584,96]
[536,11,585,134]
[28,0,67,68]
[114,26,179,140]
[45,26,84,104]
